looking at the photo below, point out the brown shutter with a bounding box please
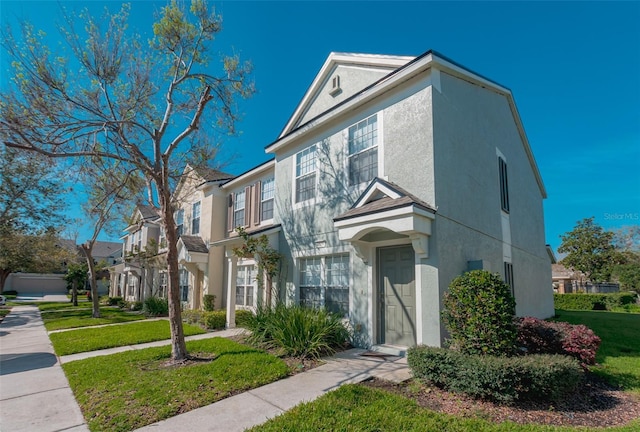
[227,193,234,233]
[254,181,261,225]
[244,186,251,227]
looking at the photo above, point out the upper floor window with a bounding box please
[233,190,246,229]
[299,254,350,317]
[261,178,275,221]
[498,157,510,213]
[191,201,201,235]
[175,209,184,237]
[295,144,317,203]
[348,114,378,186]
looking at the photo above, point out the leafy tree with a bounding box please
[610,225,640,291]
[65,261,89,306]
[558,217,615,283]
[0,228,75,292]
[0,1,253,360]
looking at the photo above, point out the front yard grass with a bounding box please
[49,320,206,356]
[42,306,146,331]
[553,309,640,393]
[63,337,289,432]
[37,300,91,312]
[250,384,639,432]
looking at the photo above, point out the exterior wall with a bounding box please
[431,70,553,321]
[5,273,67,294]
[203,185,228,310]
[297,64,393,127]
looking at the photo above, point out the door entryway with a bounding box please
[378,245,416,346]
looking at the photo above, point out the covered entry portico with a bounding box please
[334,178,437,349]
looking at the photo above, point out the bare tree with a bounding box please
[0,0,254,360]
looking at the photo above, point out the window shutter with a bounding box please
[227,193,234,232]
[244,186,251,227]
[254,181,261,224]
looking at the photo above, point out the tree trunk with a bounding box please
[81,243,101,318]
[160,187,188,361]
[0,270,9,294]
[72,279,78,306]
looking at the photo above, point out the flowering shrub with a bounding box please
[516,317,601,368]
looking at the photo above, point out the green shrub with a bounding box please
[442,270,517,356]
[107,296,125,307]
[554,292,638,311]
[408,345,583,404]
[2,290,18,296]
[142,297,169,317]
[203,311,226,330]
[245,304,351,359]
[203,294,216,312]
[235,309,253,327]
[128,301,143,311]
[182,309,203,325]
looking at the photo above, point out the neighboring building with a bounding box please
[215,50,554,352]
[552,263,619,294]
[109,166,233,308]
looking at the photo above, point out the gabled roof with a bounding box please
[279,52,414,138]
[334,178,436,222]
[179,235,209,254]
[221,158,275,189]
[137,204,158,221]
[191,166,234,183]
[267,49,547,199]
[92,241,122,258]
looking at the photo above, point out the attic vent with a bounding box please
[329,75,342,97]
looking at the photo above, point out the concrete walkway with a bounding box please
[1,306,412,432]
[0,305,89,432]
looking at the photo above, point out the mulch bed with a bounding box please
[362,374,640,428]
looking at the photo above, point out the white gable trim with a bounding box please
[279,52,414,138]
[352,178,404,209]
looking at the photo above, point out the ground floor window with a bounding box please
[504,262,514,296]
[299,254,350,316]
[236,265,256,307]
[179,268,189,302]
[158,272,167,298]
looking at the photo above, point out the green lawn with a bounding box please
[49,320,206,356]
[63,337,289,432]
[553,309,640,393]
[38,301,91,312]
[250,384,639,432]
[42,306,146,331]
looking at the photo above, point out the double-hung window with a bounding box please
[179,268,189,302]
[261,178,275,221]
[498,157,510,213]
[236,265,257,307]
[348,114,378,186]
[295,145,317,203]
[175,209,184,237]
[504,262,514,296]
[158,272,167,298]
[191,201,201,235]
[233,190,246,229]
[299,254,350,316]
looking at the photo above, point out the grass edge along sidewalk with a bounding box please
[63,337,289,432]
[49,320,206,356]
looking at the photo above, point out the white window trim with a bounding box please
[260,177,275,224]
[292,144,320,209]
[233,189,246,229]
[344,110,384,191]
[191,201,201,235]
[235,263,257,308]
[297,253,351,317]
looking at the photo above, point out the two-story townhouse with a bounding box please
[210,159,280,327]
[110,166,233,309]
[218,50,553,353]
[109,204,160,301]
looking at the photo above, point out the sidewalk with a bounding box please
[2,306,412,432]
[0,305,89,432]
[134,350,410,432]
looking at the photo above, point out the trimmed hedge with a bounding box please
[408,345,583,404]
[2,290,18,296]
[203,294,216,312]
[182,308,254,330]
[142,297,169,317]
[554,292,637,311]
[442,270,517,356]
[517,316,601,368]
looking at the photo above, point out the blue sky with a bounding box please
[1,1,639,251]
